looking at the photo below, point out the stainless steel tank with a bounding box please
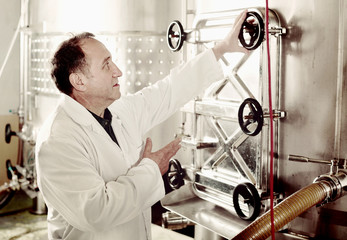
[161,0,347,239]
[271,1,347,239]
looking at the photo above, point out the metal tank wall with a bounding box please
[0,0,20,115]
[29,0,176,33]
[26,0,184,151]
[188,0,347,239]
[272,1,347,238]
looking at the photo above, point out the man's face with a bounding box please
[80,38,122,107]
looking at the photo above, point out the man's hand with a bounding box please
[212,10,249,60]
[142,137,181,175]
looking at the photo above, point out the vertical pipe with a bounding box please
[17,0,29,167]
[334,0,345,161]
[19,0,29,125]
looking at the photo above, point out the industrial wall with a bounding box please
[0,0,20,114]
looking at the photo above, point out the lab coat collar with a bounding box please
[61,95,106,134]
[61,95,125,152]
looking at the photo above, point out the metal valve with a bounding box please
[166,20,187,52]
[5,124,17,144]
[238,98,286,136]
[233,182,261,221]
[238,11,286,50]
[238,11,265,50]
[288,154,347,204]
[167,159,185,190]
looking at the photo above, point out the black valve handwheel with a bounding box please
[238,11,265,50]
[0,160,16,209]
[233,182,261,221]
[167,20,186,52]
[167,158,185,190]
[6,160,15,180]
[5,124,16,144]
[238,98,264,136]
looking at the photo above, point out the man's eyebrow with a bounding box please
[102,56,111,67]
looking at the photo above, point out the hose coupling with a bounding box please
[162,211,193,230]
[314,169,347,205]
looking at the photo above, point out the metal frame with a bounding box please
[163,7,285,235]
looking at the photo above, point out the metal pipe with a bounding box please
[334,0,345,161]
[314,169,347,201]
[288,154,331,165]
[232,182,329,240]
[19,0,29,125]
[162,211,192,230]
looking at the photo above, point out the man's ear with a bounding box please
[69,72,86,92]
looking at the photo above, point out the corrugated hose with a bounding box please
[232,182,329,240]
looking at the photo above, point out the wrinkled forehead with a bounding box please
[80,38,111,66]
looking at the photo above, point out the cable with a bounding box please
[265,1,275,239]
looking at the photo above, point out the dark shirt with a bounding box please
[89,108,119,147]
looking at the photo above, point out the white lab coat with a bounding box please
[35,49,224,240]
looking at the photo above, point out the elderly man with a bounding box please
[35,11,247,240]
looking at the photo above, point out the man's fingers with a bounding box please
[168,138,182,157]
[164,137,182,153]
[235,10,247,29]
[233,10,248,39]
[155,137,181,159]
[171,137,182,146]
[142,137,181,175]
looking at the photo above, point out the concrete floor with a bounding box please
[0,209,193,240]
[0,210,47,240]
[0,191,193,240]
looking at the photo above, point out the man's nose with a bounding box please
[112,63,122,78]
